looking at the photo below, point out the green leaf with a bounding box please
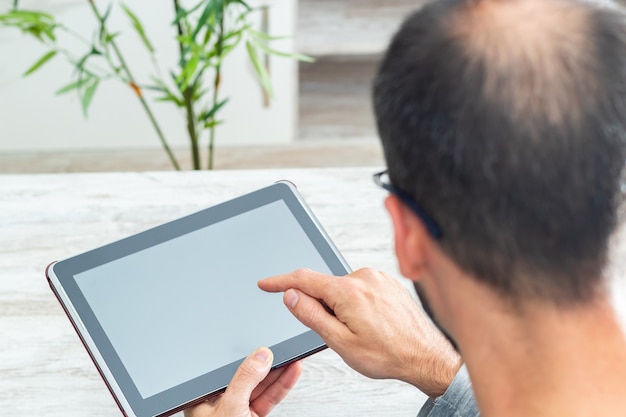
[246,40,273,97]
[169,70,180,87]
[40,24,56,41]
[145,76,167,91]
[232,4,253,22]
[81,78,99,117]
[221,27,245,43]
[251,38,314,63]
[121,3,155,53]
[200,30,242,63]
[232,0,251,11]
[74,50,98,75]
[155,94,185,107]
[0,10,54,23]
[102,3,113,22]
[172,1,203,26]
[104,32,120,43]
[193,0,222,41]
[142,85,162,92]
[198,98,229,122]
[148,76,185,107]
[192,85,208,102]
[0,10,57,41]
[203,119,223,129]
[179,54,200,90]
[55,77,91,95]
[202,29,212,47]
[218,40,239,58]
[247,27,285,42]
[98,3,113,43]
[23,50,56,76]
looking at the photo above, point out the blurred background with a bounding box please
[0,0,428,172]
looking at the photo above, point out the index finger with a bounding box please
[258,268,340,302]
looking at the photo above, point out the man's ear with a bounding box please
[385,195,431,281]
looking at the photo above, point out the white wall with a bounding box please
[0,0,297,152]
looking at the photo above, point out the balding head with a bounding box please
[374,0,626,304]
[450,0,597,128]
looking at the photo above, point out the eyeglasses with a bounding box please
[373,170,443,239]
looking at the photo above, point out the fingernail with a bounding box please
[284,289,299,309]
[255,348,271,363]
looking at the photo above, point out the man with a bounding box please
[186,0,626,415]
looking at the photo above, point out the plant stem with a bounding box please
[208,14,225,171]
[88,0,181,170]
[173,0,201,170]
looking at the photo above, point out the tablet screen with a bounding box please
[74,199,332,399]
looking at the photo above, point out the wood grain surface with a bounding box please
[1,168,624,417]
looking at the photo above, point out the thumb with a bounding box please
[222,347,273,406]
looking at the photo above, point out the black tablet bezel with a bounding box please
[48,181,350,417]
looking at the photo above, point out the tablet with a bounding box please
[46,181,350,417]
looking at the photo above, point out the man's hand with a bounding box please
[258,268,461,397]
[184,347,302,417]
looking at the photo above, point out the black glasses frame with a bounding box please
[373,170,443,239]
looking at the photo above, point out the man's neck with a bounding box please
[458,296,626,417]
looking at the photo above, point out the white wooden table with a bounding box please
[1,168,625,417]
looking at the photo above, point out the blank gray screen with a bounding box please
[75,200,332,399]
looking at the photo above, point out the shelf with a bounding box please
[299,55,380,141]
[296,0,426,56]
[296,0,429,140]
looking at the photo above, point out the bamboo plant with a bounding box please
[0,0,311,170]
